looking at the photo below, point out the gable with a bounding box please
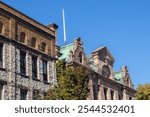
[92,46,115,65]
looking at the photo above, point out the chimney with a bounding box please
[47,23,58,31]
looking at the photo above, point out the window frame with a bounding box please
[31,37,36,48]
[0,85,3,100]
[41,42,46,52]
[20,32,26,43]
[20,89,27,100]
[42,60,48,82]
[0,43,3,67]
[20,50,26,75]
[32,56,38,79]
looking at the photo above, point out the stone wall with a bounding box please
[0,38,56,100]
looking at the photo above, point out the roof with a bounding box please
[92,46,106,53]
[114,71,122,83]
[59,43,74,61]
[92,46,115,63]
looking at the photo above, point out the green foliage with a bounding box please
[56,60,66,78]
[136,84,150,100]
[44,86,61,100]
[32,90,43,100]
[44,60,89,100]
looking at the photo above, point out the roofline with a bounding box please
[92,46,106,53]
[92,46,115,63]
[60,43,74,49]
[0,1,55,36]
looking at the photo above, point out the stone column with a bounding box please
[37,56,42,81]
[107,88,111,100]
[123,89,128,100]
[87,79,94,100]
[2,85,5,100]
[98,85,105,100]
[27,87,33,100]
[113,91,119,100]
[26,52,30,77]
[47,60,51,83]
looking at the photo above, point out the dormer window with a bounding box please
[20,32,26,43]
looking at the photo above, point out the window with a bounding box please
[118,93,122,100]
[32,56,37,79]
[93,85,98,100]
[111,90,114,100]
[104,87,107,100]
[41,42,46,52]
[102,65,110,78]
[31,38,36,48]
[42,60,47,82]
[20,32,26,43]
[0,85,3,100]
[0,21,3,34]
[0,43,3,67]
[20,51,26,75]
[20,89,27,100]
[129,96,132,100]
[79,52,82,63]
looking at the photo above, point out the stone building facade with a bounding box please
[0,1,58,100]
[59,38,136,100]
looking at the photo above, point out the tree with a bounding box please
[44,60,89,100]
[136,84,150,100]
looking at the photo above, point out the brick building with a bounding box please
[0,1,58,100]
[59,38,136,100]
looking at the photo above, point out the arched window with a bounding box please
[79,52,82,63]
[20,32,26,43]
[41,42,46,52]
[102,65,110,78]
[31,37,36,48]
[0,21,4,34]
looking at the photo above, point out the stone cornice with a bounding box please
[0,1,55,37]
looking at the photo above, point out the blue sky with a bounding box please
[3,0,150,88]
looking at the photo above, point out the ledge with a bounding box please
[43,81,50,85]
[32,78,41,82]
[0,67,6,71]
[20,74,29,79]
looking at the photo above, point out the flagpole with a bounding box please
[62,9,67,45]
